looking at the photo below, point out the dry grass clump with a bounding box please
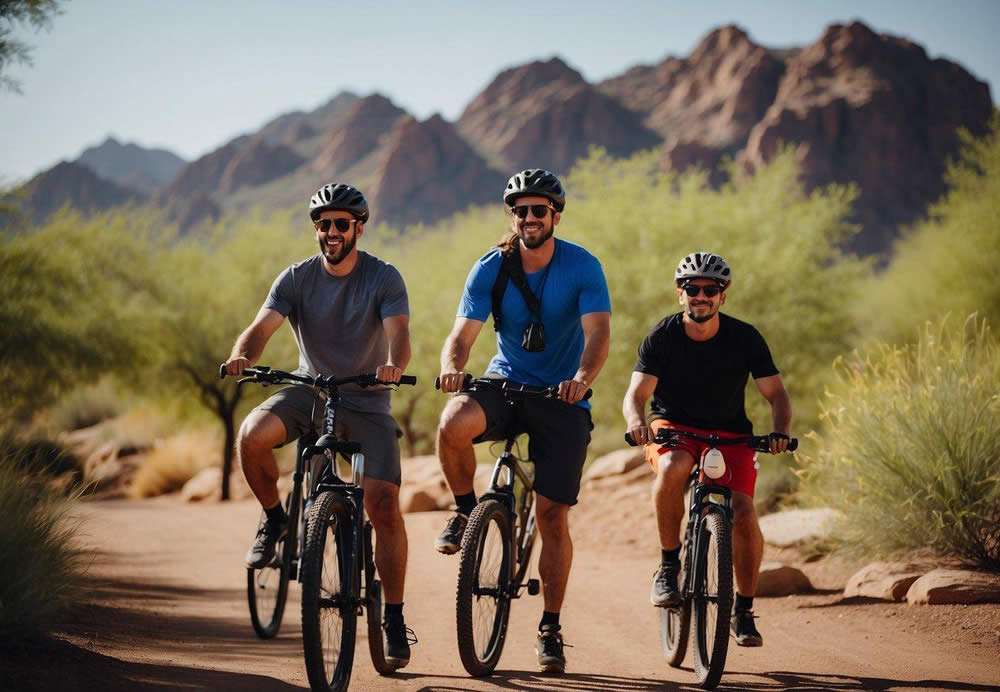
[798,316,1000,568]
[129,429,219,499]
[0,446,84,642]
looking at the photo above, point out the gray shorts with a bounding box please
[254,385,403,486]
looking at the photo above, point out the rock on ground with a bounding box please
[756,562,813,597]
[844,561,928,601]
[758,507,841,548]
[906,568,1000,605]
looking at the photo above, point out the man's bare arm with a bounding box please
[438,317,485,392]
[377,314,411,383]
[622,371,658,445]
[560,311,611,404]
[224,308,285,375]
[755,373,792,452]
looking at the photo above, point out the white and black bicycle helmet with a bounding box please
[503,169,566,211]
[675,252,732,287]
[309,183,369,223]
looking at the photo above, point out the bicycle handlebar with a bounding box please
[218,364,417,389]
[624,428,798,453]
[434,374,592,402]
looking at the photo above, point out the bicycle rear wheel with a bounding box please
[456,499,513,677]
[363,523,397,675]
[247,513,292,639]
[692,511,733,690]
[301,491,357,692]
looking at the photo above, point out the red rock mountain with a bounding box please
[309,94,407,177]
[599,26,786,180]
[367,115,500,227]
[15,161,144,223]
[458,57,661,172]
[742,21,993,254]
[216,139,303,195]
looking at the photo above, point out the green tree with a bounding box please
[862,113,1000,344]
[0,0,63,93]
[153,211,304,499]
[0,209,162,425]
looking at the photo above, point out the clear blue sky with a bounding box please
[2,0,997,184]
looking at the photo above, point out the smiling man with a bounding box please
[621,251,792,649]
[435,169,612,674]
[223,183,416,668]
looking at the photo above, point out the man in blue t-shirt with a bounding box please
[435,169,612,674]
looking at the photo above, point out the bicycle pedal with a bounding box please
[527,578,540,596]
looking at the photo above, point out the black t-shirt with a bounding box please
[634,312,779,434]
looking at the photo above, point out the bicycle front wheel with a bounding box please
[456,499,513,677]
[301,491,357,692]
[247,515,292,639]
[660,538,691,666]
[692,511,733,690]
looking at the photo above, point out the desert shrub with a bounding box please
[43,379,123,432]
[797,316,1000,567]
[0,446,84,642]
[0,433,81,490]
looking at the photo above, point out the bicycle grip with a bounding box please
[624,432,638,447]
[434,373,473,391]
[788,438,799,452]
[218,363,227,379]
[399,375,417,386]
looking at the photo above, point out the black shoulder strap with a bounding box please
[491,245,542,332]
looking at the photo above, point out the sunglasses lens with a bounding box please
[316,219,332,232]
[512,206,528,219]
[531,205,549,219]
[683,284,721,297]
[333,218,351,232]
[703,286,720,297]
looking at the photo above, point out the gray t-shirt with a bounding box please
[264,251,409,414]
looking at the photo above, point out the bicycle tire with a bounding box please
[301,491,357,692]
[364,522,397,675]
[692,511,733,690]
[247,515,293,639]
[660,539,692,666]
[456,499,513,677]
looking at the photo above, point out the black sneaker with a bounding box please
[245,518,286,569]
[731,607,763,647]
[382,617,417,669]
[434,512,468,555]
[535,624,567,674]
[650,561,681,607]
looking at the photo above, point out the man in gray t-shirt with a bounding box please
[223,183,415,668]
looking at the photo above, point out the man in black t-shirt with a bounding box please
[621,251,792,648]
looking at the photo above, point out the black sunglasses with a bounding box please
[314,218,356,233]
[510,204,554,220]
[682,283,723,298]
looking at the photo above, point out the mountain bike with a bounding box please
[627,428,797,690]
[436,375,591,677]
[220,365,416,692]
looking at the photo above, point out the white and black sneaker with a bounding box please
[731,607,763,647]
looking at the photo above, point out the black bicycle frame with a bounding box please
[681,476,732,603]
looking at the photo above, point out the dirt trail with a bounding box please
[6,497,999,691]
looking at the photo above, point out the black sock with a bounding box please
[264,502,286,525]
[735,593,754,612]
[385,602,404,621]
[539,611,560,631]
[454,492,477,516]
[661,548,680,566]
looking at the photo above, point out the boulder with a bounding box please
[180,468,253,502]
[906,568,1000,605]
[756,562,813,597]
[758,508,841,547]
[844,561,927,601]
[582,448,647,482]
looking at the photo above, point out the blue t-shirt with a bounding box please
[458,238,612,407]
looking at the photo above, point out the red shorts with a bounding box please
[644,419,759,497]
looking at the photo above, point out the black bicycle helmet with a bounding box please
[675,252,732,287]
[309,183,370,223]
[503,169,566,211]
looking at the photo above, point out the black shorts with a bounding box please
[465,382,593,506]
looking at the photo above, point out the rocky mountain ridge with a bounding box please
[9,21,993,254]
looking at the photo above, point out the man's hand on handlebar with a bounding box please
[558,378,589,405]
[767,432,790,454]
[224,356,251,377]
[375,364,403,384]
[437,370,467,393]
[625,424,653,446]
